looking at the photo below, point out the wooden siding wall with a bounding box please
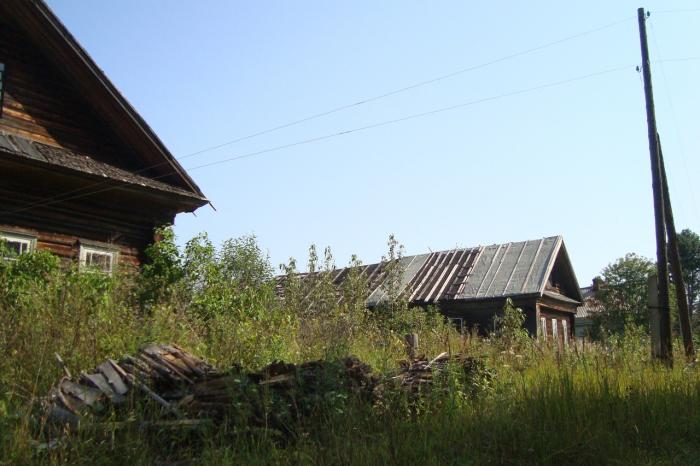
[538,306,575,343]
[0,160,178,266]
[0,16,186,266]
[441,300,539,336]
[0,18,147,172]
[0,222,143,267]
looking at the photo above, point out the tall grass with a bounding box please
[1,232,699,465]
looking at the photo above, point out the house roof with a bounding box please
[0,131,206,203]
[1,0,207,204]
[278,236,583,308]
[576,285,604,319]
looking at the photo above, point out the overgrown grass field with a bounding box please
[1,232,699,465]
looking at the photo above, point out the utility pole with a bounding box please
[638,7,672,364]
[659,139,695,359]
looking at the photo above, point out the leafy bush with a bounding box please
[493,298,529,349]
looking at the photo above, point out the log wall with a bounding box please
[0,13,190,267]
[0,16,147,172]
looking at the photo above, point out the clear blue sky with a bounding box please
[47,1,699,284]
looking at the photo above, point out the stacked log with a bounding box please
[394,352,489,394]
[42,343,475,436]
[44,344,219,429]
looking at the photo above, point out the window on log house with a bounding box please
[551,318,558,341]
[79,245,117,274]
[562,320,568,346]
[0,232,35,260]
[0,63,4,117]
[539,317,547,339]
[448,317,464,333]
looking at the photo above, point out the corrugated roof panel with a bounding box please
[275,236,569,306]
[459,244,498,297]
[488,241,525,296]
[504,240,542,295]
[455,236,562,300]
[447,248,481,299]
[478,243,512,298]
[524,236,560,293]
[366,255,427,306]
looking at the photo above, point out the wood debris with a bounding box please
[42,343,479,437]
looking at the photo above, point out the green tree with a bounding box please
[493,298,529,348]
[677,229,700,314]
[138,226,184,309]
[595,253,655,334]
[376,234,405,320]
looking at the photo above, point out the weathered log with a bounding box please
[41,343,477,439]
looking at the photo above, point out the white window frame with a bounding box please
[0,231,36,260]
[551,318,558,341]
[562,319,569,346]
[540,317,547,339]
[79,244,118,274]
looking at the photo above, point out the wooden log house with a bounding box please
[278,236,582,343]
[0,0,208,271]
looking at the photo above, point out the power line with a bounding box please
[175,16,635,162]
[3,16,635,214]
[649,21,700,222]
[188,65,636,171]
[2,63,636,216]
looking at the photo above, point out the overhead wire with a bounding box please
[649,20,700,222]
[175,16,635,161]
[0,16,636,214]
[2,63,637,216]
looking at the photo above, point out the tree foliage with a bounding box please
[595,253,655,334]
[493,298,529,348]
[678,228,700,314]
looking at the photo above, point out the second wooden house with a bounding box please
[279,236,582,343]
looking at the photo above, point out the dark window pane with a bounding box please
[1,239,30,259]
[86,251,113,272]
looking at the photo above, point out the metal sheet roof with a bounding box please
[455,237,561,300]
[576,286,604,319]
[277,235,580,308]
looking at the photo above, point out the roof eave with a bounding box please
[0,146,208,211]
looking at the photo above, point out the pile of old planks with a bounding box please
[43,344,476,436]
[44,344,378,434]
[393,352,490,395]
[45,344,220,429]
[394,352,451,392]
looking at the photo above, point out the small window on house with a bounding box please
[562,320,569,346]
[0,63,5,117]
[0,232,35,260]
[539,317,547,339]
[79,245,117,273]
[551,318,558,341]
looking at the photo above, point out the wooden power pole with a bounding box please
[637,7,673,364]
[659,140,695,359]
